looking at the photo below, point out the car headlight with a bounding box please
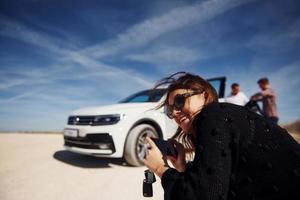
[92,114,121,126]
[67,114,125,126]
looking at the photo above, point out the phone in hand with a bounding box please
[151,138,178,158]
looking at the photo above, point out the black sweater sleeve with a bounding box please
[161,105,235,200]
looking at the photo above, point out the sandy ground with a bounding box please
[1,132,299,200]
[0,133,164,200]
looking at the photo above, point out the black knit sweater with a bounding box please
[161,102,300,200]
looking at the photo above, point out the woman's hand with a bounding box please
[143,137,169,178]
[167,140,186,172]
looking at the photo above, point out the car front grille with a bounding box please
[68,116,95,125]
[67,115,120,126]
[64,133,116,153]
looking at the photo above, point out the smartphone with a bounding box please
[151,138,178,158]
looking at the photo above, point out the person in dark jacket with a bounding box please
[143,72,300,200]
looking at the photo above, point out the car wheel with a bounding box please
[124,124,158,166]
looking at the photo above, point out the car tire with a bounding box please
[124,124,158,166]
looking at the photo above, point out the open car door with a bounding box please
[207,76,226,101]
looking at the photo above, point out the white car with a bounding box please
[63,77,226,166]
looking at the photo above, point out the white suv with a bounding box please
[63,77,226,166]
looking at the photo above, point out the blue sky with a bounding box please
[0,0,300,131]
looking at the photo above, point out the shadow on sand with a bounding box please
[53,150,129,168]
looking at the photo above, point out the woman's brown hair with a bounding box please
[154,72,218,158]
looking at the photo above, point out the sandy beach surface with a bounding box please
[0,133,164,200]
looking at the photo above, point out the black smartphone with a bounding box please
[151,138,178,158]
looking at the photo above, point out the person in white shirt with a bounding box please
[225,83,249,106]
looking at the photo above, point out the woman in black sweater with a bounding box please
[144,72,300,200]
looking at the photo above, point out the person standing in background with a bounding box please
[251,77,279,124]
[225,83,249,106]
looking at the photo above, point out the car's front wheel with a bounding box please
[124,124,158,166]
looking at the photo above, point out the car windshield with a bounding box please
[118,77,225,103]
[119,89,166,103]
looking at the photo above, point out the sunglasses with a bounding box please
[165,90,204,119]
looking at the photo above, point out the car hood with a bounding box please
[70,102,159,116]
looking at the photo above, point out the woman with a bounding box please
[143,72,300,200]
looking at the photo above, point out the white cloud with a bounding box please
[269,61,300,92]
[83,0,255,58]
[0,16,73,56]
[289,18,300,38]
[245,20,300,53]
[0,0,256,97]
[127,45,201,65]
[0,16,155,105]
[67,52,155,88]
[0,63,72,91]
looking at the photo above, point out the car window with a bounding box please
[119,89,166,103]
[207,77,226,98]
[119,76,226,103]
[127,95,149,103]
[152,94,162,102]
[208,80,221,94]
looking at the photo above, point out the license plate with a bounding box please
[64,129,78,137]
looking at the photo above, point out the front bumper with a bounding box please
[63,124,128,158]
[64,133,116,155]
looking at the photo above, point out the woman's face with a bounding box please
[167,89,206,134]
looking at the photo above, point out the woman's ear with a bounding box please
[203,91,209,103]
[204,91,208,98]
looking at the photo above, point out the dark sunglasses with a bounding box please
[165,90,204,119]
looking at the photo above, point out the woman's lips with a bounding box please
[179,116,187,123]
